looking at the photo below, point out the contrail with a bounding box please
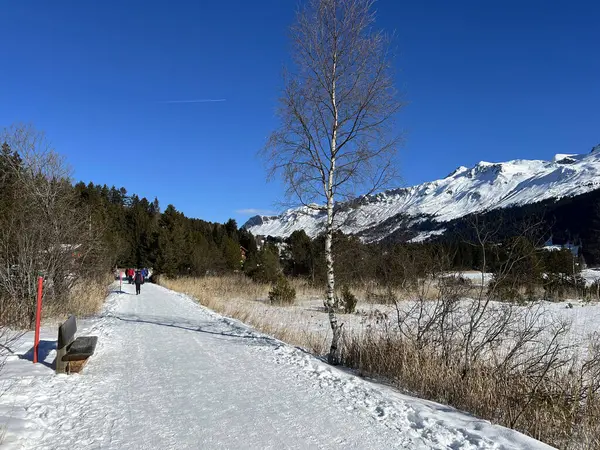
[235,208,278,215]
[159,99,226,104]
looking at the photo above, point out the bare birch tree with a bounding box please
[263,0,401,364]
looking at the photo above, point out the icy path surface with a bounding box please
[0,283,554,449]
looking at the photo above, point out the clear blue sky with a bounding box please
[2,0,598,224]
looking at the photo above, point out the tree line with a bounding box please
[0,125,257,327]
[263,226,589,302]
[73,181,257,277]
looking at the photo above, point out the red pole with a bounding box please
[33,276,43,364]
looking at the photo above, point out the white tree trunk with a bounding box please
[325,64,343,365]
[325,195,342,365]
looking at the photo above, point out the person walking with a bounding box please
[134,270,144,295]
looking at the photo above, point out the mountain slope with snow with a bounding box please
[245,147,600,241]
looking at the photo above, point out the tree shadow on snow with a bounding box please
[105,313,283,349]
[19,339,56,369]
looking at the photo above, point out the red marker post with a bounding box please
[33,276,43,364]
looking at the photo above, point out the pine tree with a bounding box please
[286,230,312,276]
[222,236,242,272]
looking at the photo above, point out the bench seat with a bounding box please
[62,336,98,361]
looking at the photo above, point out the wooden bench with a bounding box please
[55,315,98,374]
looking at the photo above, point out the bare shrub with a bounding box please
[0,125,107,328]
[339,216,600,447]
[343,236,599,448]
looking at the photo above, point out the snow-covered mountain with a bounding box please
[244,146,600,242]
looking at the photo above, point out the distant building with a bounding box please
[542,236,581,258]
[254,235,266,251]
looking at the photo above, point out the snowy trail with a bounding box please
[0,283,553,449]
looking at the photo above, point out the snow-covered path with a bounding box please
[0,283,553,449]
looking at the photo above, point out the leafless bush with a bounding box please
[0,124,107,328]
[343,238,599,448]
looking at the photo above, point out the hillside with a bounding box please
[245,146,600,243]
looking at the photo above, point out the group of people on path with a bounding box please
[123,268,149,295]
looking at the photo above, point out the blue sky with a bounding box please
[1,0,599,224]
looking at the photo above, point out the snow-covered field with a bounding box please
[582,268,600,286]
[446,271,494,285]
[445,269,600,288]
[199,283,600,357]
[0,282,554,449]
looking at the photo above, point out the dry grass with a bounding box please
[44,276,112,319]
[1,275,112,328]
[354,279,488,304]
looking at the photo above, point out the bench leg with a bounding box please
[56,347,68,374]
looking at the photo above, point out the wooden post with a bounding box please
[55,344,68,374]
[33,276,43,364]
[55,316,76,374]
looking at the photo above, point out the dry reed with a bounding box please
[44,276,112,320]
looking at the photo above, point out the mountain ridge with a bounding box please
[244,147,600,242]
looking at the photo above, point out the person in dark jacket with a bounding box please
[134,270,144,295]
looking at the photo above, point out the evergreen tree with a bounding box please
[584,201,600,265]
[222,236,242,271]
[245,244,280,283]
[286,230,312,277]
[224,219,238,239]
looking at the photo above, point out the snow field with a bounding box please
[0,282,555,449]
[176,277,600,356]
